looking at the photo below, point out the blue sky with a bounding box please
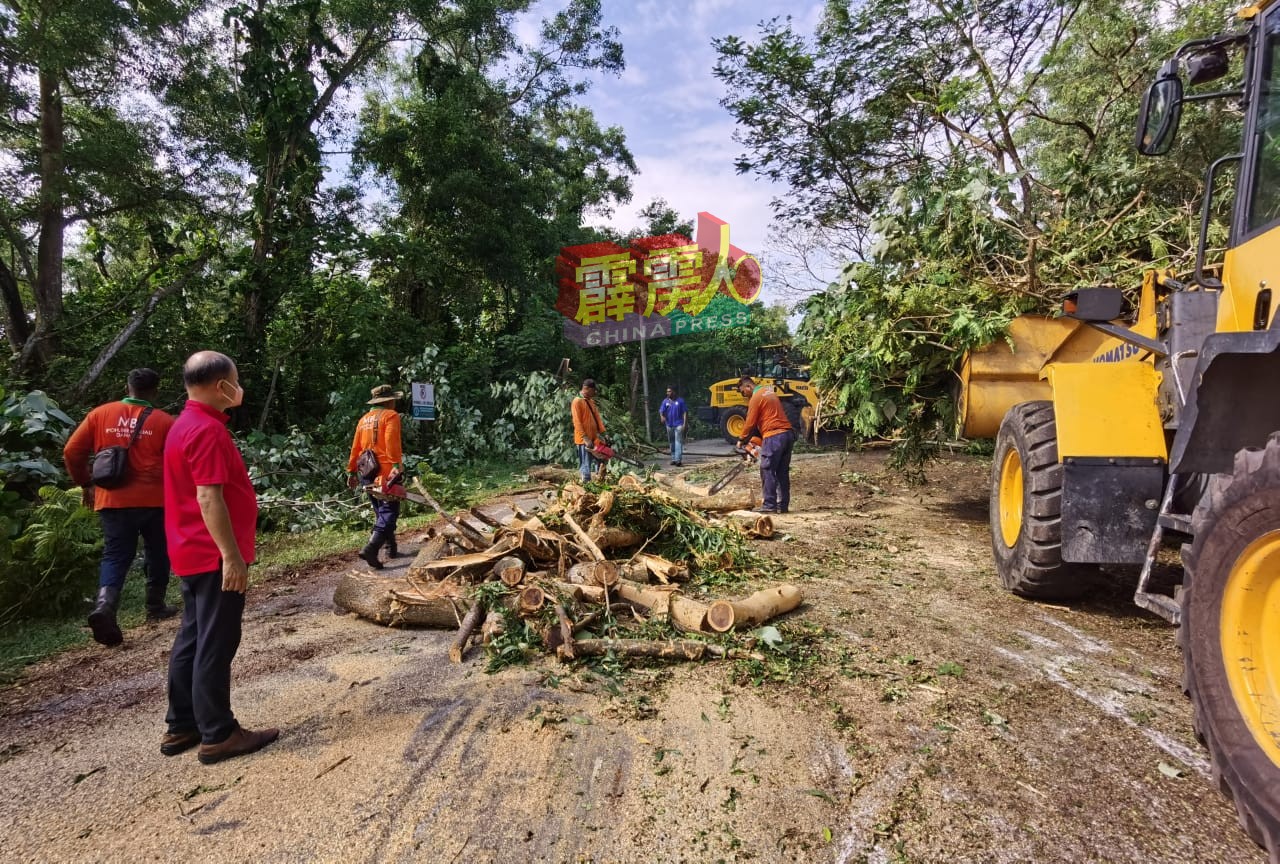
[526,0,837,308]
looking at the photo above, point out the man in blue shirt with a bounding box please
[659,386,687,466]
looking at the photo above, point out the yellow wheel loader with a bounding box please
[961,7,1280,855]
[698,344,819,443]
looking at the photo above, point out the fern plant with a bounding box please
[0,487,101,625]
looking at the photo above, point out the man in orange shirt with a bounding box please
[736,375,797,515]
[346,384,405,569]
[571,379,607,483]
[64,368,177,646]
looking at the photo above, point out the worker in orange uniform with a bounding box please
[736,375,796,514]
[346,384,405,569]
[571,378,607,483]
[64,368,178,645]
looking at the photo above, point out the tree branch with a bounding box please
[73,253,211,396]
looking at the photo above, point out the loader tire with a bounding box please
[990,401,1093,600]
[719,406,748,444]
[1180,433,1280,859]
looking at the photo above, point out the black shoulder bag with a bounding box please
[356,412,381,483]
[90,407,154,490]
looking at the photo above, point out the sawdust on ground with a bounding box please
[0,451,1262,863]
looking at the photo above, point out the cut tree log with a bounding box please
[614,581,712,633]
[333,571,467,628]
[729,584,804,628]
[554,582,607,604]
[518,585,546,616]
[589,523,645,551]
[449,601,487,663]
[705,600,736,633]
[571,638,763,662]
[566,560,620,589]
[492,556,526,587]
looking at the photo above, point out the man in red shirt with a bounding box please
[161,351,278,764]
[63,368,177,646]
[737,375,798,515]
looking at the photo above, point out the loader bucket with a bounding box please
[958,315,1106,439]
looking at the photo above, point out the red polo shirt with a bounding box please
[164,399,258,577]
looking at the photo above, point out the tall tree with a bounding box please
[0,0,195,373]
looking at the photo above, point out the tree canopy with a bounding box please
[715,0,1240,467]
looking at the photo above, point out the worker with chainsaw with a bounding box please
[346,384,406,569]
[571,378,608,483]
[63,367,178,647]
[659,385,687,466]
[737,375,796,514]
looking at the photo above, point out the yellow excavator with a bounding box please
[960,5,1280,855]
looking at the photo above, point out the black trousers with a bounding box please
[165,570,245,745]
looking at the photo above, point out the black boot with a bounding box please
[87,586,123,647]
[384,534,405,559]
[358,532,385,569]
[145,580,178,621]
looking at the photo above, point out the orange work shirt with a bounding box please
[571,396,606,446]
[742,386,793,439]
[347,408,403,486]
[63,399,175,509]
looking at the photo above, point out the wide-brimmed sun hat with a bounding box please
[367,384,403,405]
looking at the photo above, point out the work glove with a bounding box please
[81,487,95,509]
[346,473,359,490]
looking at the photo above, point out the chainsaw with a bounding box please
[707,438,761,495]
[591,441,644,468]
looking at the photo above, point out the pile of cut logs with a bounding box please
[333,475,803,665]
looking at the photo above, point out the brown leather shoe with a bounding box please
[197,726,280,765]
[159,729,201,756]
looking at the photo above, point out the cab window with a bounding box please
[1246,18,1280,233]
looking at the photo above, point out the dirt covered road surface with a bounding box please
[0,451,1262,863]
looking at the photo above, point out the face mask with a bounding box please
[219,380,244,409]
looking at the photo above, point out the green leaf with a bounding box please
[754,625,784,648]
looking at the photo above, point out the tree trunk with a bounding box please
[28,68,65,370]
[73,254,210,397]
[0,256,31,352]
[333,571,467,628]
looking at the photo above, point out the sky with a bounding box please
[519,0,838,310]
